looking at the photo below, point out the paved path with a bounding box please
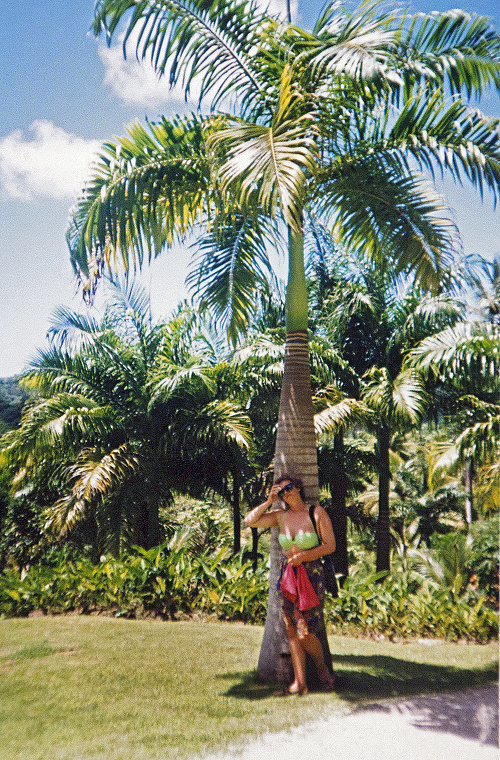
[201,684,498,760]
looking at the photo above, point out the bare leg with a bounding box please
[299,632,334,688]
[284,619,308,694]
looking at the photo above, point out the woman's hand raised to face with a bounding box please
[268,483,282,504]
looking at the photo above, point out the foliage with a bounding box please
[0,533,269,624]
[0,377,27,431]
[466,517,499,608]
[0,519,497,642]
[326,569,498,643]
[0,283,253,557]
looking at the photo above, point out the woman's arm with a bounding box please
[288,506,336,566]
[244,483,284,530]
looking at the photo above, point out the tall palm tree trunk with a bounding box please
[464,457,475,528]
[329,430,349,580]
[376,423,392,573]
[258,227,332,684]
[232,466,241,553]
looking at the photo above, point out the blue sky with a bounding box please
[0,0,499,377]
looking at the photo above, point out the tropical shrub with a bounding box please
[466,517,499,609]
[325,571,498,643]
[0,532,268,623]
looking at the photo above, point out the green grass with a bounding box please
[0,617,497,760]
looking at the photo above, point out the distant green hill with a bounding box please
[0,377,27,431]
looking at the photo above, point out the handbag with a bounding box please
[308,505,339,598]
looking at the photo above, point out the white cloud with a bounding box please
[0,120,101,201]
[98,32,200,110]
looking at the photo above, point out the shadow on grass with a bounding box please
[219,654,498,704]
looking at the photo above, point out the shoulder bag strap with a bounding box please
[308,505,321,542]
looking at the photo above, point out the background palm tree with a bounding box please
[409,318,500,527]
[1,280,252,558]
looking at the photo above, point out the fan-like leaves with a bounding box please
[362,366,429,426]
[407,322,500,380]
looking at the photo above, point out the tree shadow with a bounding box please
[328,652,498,702]
[218,653,498,705]
[354,684,499,746]
[216,670,278,700]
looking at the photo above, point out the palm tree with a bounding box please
[67,0,500,681]
[316,255,465,571]
[408,320,500,527]
[1,281,252,557]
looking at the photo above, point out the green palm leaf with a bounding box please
[186,215,277,344]
[93,0,270,111]
[388,93,500,204]
[46,443,141,536]
[317,162,458,292]
[362,366,428,425]
[400,9,500,99]
[306,1,398,81]
[408,322,500,379]
[209,111,318,231]
[67,114,212,295]
[314,396,371,435]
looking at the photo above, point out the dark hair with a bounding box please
[274,474,306,501]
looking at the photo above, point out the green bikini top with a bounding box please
[278,531,319,551]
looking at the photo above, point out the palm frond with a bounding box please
[168,398,252,450]
[317,162,458,293]
[314,396,372,435]
[362,366,428,425]
[67,114,212,298]
[47,306,102,351]
[186,214,276,345]
[148,356,215,406]
[45,443,141,537]
[407,322,500,379]
[306,0,398,82]
[208,72,319,230]
[389,94,500,205]
[93,0,271,112]
[400,9,500,99]
[6,394,121,461]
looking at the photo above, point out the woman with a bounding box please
[245,475,336,695]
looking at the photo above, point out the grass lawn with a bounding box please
[0,616,497,760]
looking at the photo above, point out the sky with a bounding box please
[0,0,499,378]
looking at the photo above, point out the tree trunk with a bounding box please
[146,478,161,549]
[257,225,332,686]
[376,423,392,573]
[232,467,241,554]
[329,430,349,580]
[257,329,332,684]
[464,457,475,528]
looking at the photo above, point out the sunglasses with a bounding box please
[277,483,294,499]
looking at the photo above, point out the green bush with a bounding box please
[326,570,498,643]
[0,527,497,642]
[466,517,499,608]
[0,530,269,623]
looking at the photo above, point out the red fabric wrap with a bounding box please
[280,563,319,610]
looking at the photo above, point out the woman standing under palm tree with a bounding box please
[245,475,335,694]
